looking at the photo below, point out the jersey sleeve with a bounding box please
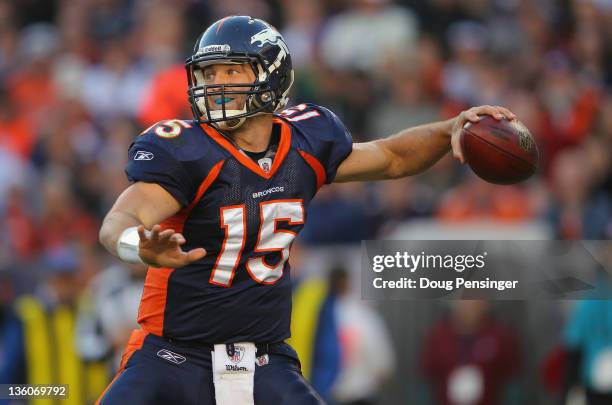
[288,104,353,184]
[125,133,197,208]
[318,106,353,183]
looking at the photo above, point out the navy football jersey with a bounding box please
[125,103,352,344]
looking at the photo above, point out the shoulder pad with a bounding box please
[139,119,196,140]
[278,104,352,184]
[135,119,211,162]
[278,103,349,141]
[277,103,324,122]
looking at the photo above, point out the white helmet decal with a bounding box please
[250,27,289,55]
[250,27,291,89]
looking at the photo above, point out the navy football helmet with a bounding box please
[185,16,294,130]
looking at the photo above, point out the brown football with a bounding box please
[460,116,539,185]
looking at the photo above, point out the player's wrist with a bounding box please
[442,118,456,138]
[116,226,147,264]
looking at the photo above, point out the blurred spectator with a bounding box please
[0,246,108,404]
[138,64,191,127]
[581,95,612,239]
[97,117,137,212]
[211,0,273,23]
[86,0,133,43]
[8,23,59,128]
[368,60,440,138]
[0,86,35,160]
[441,20,489,106]
[563,299,612,404]
[537,51,601,169]
[437,177,534,222]
[79,38,151,121]
[420,300,522,405]
[281,0,324,70]
[300,183,377,244]
[319,0,418,76]
[0,152,40,268]
[545,142,612,239]
[559,247,612,405]
[39,173,98,250]
[292,264,394,404]
[328,266,395,405]
[1,186,37,261]
[0,1,19,76]
[581,137,612,239]
[77,262,145,373]
[0,270,16,354]
[289,257,328,384]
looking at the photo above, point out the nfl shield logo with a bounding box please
[258,157,272,173]
[230,345,245,363]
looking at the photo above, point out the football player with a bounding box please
[97,15,515,405]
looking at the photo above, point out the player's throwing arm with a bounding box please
[333,105,517,182]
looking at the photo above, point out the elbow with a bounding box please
[98,222,109,251]
[98,219,114,253]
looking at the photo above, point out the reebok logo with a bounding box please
[134,150,154,161]
[157,349,186,365]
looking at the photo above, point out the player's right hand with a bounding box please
[137,224,206,268]
[450,105,516,164]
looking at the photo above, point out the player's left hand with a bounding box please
[137,224,207,268]
[450,105,516,164]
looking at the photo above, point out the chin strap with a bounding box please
[212,116,247,131]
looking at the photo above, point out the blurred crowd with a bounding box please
[0,0,611,404]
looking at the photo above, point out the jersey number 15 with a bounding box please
[210,199,304,287]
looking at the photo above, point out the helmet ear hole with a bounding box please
[250,91,273,110]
